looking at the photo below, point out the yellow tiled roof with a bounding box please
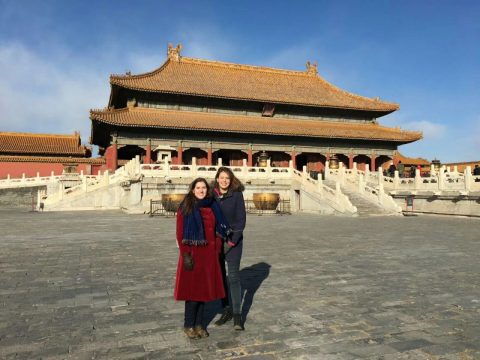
[0,155,104,164]
[396,153,430,165]
[90,107,422,143]
[0,132,90,156]
[110,56,399,113]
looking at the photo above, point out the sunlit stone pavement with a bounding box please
[1,208,479,359]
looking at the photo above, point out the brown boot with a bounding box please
[183,327,200,339]
[194,326,209,338]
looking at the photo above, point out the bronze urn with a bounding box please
[252,193,280,210]
[431,159,441,172]
[329,154,339,169]
[257,151,269,167]
[161,193,185,212]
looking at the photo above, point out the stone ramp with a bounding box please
[342,187,399,216]
[324,180,400,216]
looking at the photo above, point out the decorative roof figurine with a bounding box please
[167,43,182,62]
[306,61,318,76]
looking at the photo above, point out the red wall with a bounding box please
[0,162,97,179]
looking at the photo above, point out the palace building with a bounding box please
[90,44,422,173]
[0,131,104,178]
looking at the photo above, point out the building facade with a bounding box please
[0,131,104,178]
[90,44,422,173]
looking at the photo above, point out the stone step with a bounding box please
[324,180,395,216]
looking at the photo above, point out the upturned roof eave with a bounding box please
[108,55,399,115]
[108,83,399,115]
[89,110,421,143]
[0,155,104,164]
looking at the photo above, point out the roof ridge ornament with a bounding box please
[306,61,318,76]
[167,43,182,62]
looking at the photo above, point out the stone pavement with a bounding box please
[0,208,479,360]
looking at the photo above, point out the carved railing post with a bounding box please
[438,167,446,191]
[393,170,399,190]
[191,157,197,177]
[135,155,141,175]
[103,170,110,186]
[339,163,345,185]
[358,173,364,193]
[465,166,472,192]
[164,157,170,176]
[378,167,383,186]
[414,169,421,190]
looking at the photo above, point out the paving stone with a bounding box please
[1,208,480,359]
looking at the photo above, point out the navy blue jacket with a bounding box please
[214,190,246,262]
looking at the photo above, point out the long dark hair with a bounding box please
[180,177,211,215]
[213,167,244,192]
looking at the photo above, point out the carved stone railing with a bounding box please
[325,162,480,195]
[0,173,63,189]
[40,156,357,214]
[293,167,356,214]
[140,158,355,213]
[41,157,141,206]
[140,157,292,182]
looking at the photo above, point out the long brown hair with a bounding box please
[180,178,211,215]
[214,167,244,192]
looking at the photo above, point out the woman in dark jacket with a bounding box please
[174,178,229,339]
[212,167,247,330]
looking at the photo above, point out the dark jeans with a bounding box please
[220,255,242,315]
[184,301,204,328]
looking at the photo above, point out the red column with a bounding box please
[291,151,296,168]
[145,142,152,164]
[207,148,212,166]
[106,143,118,171]
[177,145,183,165]
[248,149,253,166]
[348,153,354,169]
[371,155,376,171]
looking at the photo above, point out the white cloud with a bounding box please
[174,25,236,61]
[262,44,315,70]
[400,120,447,140]
[127,50,165,74]
[0,42,108,142]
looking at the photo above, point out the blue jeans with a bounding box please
[221,256,242,315]
[184,301,204,328]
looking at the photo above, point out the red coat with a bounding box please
[174,208,225,302]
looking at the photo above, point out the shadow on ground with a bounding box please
[204,261,271,327]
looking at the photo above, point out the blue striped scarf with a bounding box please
[181,197,230,246]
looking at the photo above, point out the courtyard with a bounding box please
[0,208,479,359]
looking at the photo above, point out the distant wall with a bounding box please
[0,186,46,208]
[0,162,100,179]
[393,194,480,217]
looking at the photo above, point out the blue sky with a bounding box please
[0,0,479,162]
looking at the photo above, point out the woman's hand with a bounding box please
[182,252,194,271]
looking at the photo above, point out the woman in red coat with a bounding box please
[174,178,229,339]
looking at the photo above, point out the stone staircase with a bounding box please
[324,180,399,216]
